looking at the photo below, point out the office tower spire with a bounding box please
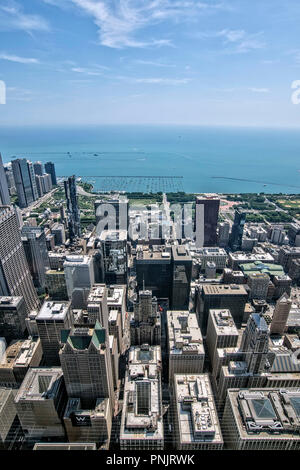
[0,206,39,313]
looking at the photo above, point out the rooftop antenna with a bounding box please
[143,275,145,292]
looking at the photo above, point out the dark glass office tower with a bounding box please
[195,195,220,247]
[230,209,247,251]
[64,175,81,242]
[0,154,10,205]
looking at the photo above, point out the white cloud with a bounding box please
[197,29,266,54]
[0,1,49,32]
[44,0,230,49]
[0,53,39,64]
[131,77,192,85]
[134,59,175,68]
[248,87,270,93]
[72,66,106,75]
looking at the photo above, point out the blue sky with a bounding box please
[1,0,300,127]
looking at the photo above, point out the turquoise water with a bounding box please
[1,125,300,194]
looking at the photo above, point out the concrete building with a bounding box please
[247,273,270,301]
[63,397,111,449]
[0,206,39,313]
[15,368,67,442]
[120,345,163,450]
[218,221,230,248]
[86,284,109,331]
[273,275,292,300]
[98,230,128,284]
[36,301,72,365]
[195,195,220,247]
[205,261,216,279]
[109,334,119,389]
[51,223,66,246]
[0,296,27,341]
[270,294,292,336]
[196,284,248,333]
[167,311,204,382]
[45,269,68,300]
[107,284,127,334]
[172,374,223,450]
[130,290,161,346]
[136,245,172,300]
[64,255,95,308]
[59,322,115,412]
[108,309,122,355]
[228,252,275,270]
[206,309,239,365]
[222,388,300,450]
[222,269,245,285]
[0,337,42,388]
[278,246,300,272]
[33,161,43,176]
[198,247,227,271]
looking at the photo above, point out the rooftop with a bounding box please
[174,374,223,445]
[167,311,204,356]
[36,301,70,321]
[209,309,239,336]
[229,388,300,439]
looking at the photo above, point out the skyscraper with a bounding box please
[270,294,292,335]
[195,194,220,247]
[11,158,38,208]
[64,175,81,241]
[45,162,57,186]
[59,321,115,412]
[240,313,272,374]
[0,206,39,313]
[0,154,10,205]
[33,161,43,176]
[21,226,50,291]
[130,289,161,346]
[230,209,247,251]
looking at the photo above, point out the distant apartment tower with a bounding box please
[0,206,39,313]
[64,175,81,241]
[11,158,38,208]
[59,322,115,412]
[21,226,49,291]
[167,311,204,382]
[172,374,223,450]
[14,368,67,442]
[0,296,27,341]
[120,345,163,450]
[33,161,43,176]
[270,294,292,335]
[195,194,220,247]
[45,162,57,186]
[130,290,161,346]
[230,209,247,251]
[0,154,10,205]
[36,301,73,366]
